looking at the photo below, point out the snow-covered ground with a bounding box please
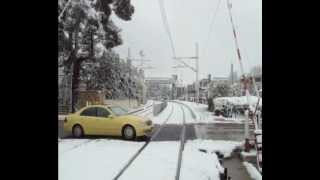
[176,101,245,123]
[185,139,243,158]
[59,139,242,180]
[118,141,180,180]
[243,162,262,180]
[59,101,260,180]
[147,102,193,125]
[59,139,93,153]
[149,102,174,124]
[140,101,245,125]
[165,102,184,124]
[59,139,145,180]
[154,101,200,124]
[180,141,225,180]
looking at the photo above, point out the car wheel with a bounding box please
[72,125,84,138]
[122,125,136,140]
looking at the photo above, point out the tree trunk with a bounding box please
[71,57,87,112]
[71,59,80,112]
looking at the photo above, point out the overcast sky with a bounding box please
[113,0,261,84]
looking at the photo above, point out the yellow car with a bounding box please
[63,105,153,140]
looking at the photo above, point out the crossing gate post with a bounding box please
[224,168,228,180]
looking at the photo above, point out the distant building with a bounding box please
[145,77,174,100]
[184,74,213,103]
[211,76,229,84]
[199,74,212,103]
[176,85,186,99]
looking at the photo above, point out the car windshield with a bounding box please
[108,106,128,116]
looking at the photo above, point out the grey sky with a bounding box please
[113,0,261,84]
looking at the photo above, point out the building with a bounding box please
[176,85,186,100]
[211,76,229,84]
[145,77,174,100]
[198,74,212,103]
[171,75,178,99]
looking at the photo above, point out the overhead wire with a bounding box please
[203,0,222,60]
[158,0,177,58]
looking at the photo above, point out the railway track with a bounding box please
[112,102,194,180]
[129,104,153,115]
[175,104,186,180]
[112,103,175,180]
[60,102,197,179]
[135,107,153,117]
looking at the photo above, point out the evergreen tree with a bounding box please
[58,0,134,111]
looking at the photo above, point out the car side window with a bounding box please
[96,107,110,118]
[80,107,97,117]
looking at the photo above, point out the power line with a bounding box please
[159,0,176,56]
[158,0,177,57]
[203,0,222,60]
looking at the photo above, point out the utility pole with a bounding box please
[127,48,131,108]
[127,48,154,107]
[231,63,234,85]
[131,50,151,69]
[195,43,199,104]
[185,84,188,101]
[69,64,73,113]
